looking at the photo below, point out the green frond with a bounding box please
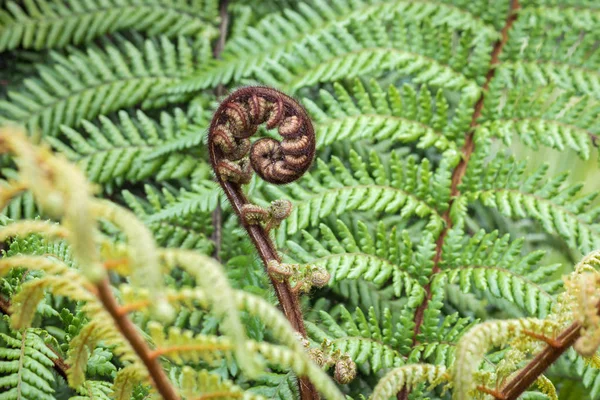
[371,364,447,400]
[307,307,406,374]
[142,181,221,225]
[269,150,446,240]
[0,326,57,400]
[462,144,600,255]
[440,227,561,316]
[286,219,425,300]
[0,35,200,136]
[482,84,599,162]
[305,80,474,151]
[503,5,600,70]
[256,13,489,94]
[169,0,496,94]
[0,0,218,51]
[45,109,205,185]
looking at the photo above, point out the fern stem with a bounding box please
[403,1,521,399]
[96,278,179,400]
[499,319,584,400]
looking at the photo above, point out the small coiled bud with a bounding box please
[241,204,269,225]
[267,260,295,281]
[308,348,329,367]
[334,356,357,385]
[309,266,330,288]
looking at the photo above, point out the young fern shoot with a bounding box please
[208,86,326,399]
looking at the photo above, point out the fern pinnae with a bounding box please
[0,0,219,51]
[0,35,198,136]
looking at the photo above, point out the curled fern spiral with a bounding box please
[209,86,316,185]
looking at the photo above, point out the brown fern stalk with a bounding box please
[96,278,179,400]
[399,2,521,399]
[208,86,319,399]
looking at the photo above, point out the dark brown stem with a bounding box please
[96,279,179,400]
[402,2,521,400]
[208,87,318,399]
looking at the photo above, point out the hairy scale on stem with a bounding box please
[208,86,320,399]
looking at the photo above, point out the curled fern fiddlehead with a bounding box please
[209,86,315,185]
[208,86,320,400]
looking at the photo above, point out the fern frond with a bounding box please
[45,109,204,185]
[269,149,446,240]
[0,35,200,136]
[0,326,57,400]
[256,13,489,94]
[286,219,425,299]
[440,227,561,317]
[0,0,218,51]
[482,84,599,162]
[143,181,221,225]
[247,372,299,400]
[305,80,473,151]
[462,142,600,255]
[169,0,497,94]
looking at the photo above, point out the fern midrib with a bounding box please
[405,0,522,381]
